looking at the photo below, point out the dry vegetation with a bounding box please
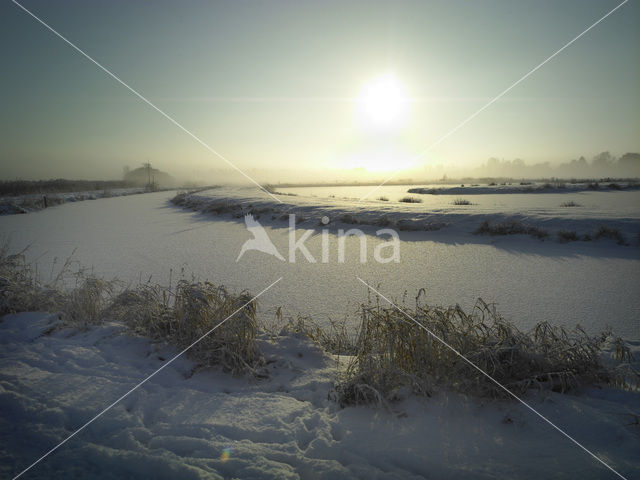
[107,281,264,376]
[329,293,638,407]
[399,196,423,203]
[0,179,135,196]
[0,244,263,376]
[475,220,549,240]
[475,221,629,245]
[1,244,637,408]
[594,226,626,245]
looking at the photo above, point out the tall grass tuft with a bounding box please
[399,196,423,203]
[453,198,472,205]
[0,244,64,315]
[594,226,626,245]
[331,295,637,407]
[106,281,264,375]
[0,243,264,377]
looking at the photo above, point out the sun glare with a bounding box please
[356,74,410,133]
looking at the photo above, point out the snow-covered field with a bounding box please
[1,187,639,479]
[1,312,639,479]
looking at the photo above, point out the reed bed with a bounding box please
[0,244,65,315]
[107,281,263,375]
[0,244,263,376]
[2,244,637,403]
[332,293,638,406]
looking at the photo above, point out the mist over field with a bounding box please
[167,151,640,186]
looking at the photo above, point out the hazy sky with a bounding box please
[1,0,638,181]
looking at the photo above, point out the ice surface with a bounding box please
[1,189,637,338]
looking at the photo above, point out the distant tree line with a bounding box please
[475,152,640,179]
[0,179,136,197]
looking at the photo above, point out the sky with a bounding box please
[1,0,639,183]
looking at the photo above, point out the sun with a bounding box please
[356,74,410,133]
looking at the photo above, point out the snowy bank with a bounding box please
[0,187,171,215]
[1,243,638,479]
[171,186,640,247]
[1,312,639,479]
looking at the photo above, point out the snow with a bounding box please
[1,313,639,479]
[1,189,639,478]
[0,189,638,338]
[181,185,640,242]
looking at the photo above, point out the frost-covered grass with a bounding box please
[0,244,65,316]
[107,281,264,375]
[2,242,638,408]
[0,244,263,376]
[331,295,638,407]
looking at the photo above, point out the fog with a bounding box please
[158,151,640,186]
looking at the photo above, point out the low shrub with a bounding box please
[560,201,581,207]
[399,196,422,203]
[453,198,472,205]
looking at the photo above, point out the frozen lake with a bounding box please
[1,190,639,339]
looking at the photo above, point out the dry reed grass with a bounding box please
[331,292,638,407]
